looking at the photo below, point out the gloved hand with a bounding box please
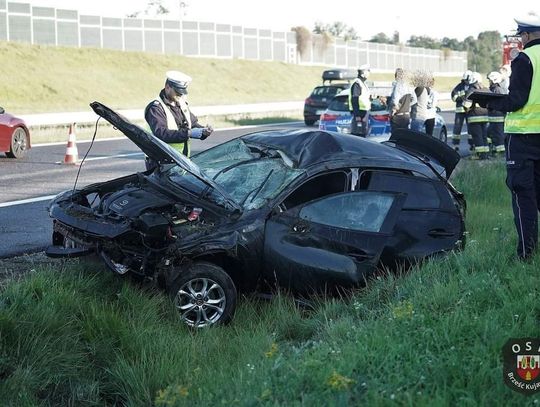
[200,125,213,140]
[190,128,204,139]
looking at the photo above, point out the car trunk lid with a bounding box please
[386,129,460,179]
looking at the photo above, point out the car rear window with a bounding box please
[327,95,349,112]
[365,171,440,209]
[310,86,345,97]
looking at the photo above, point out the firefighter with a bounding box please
[463,72,489,159]
[485,13,540,260]
[450,70,473,152]
[145,70,213,161]
[486,71,507,156]
[348,64,371,137]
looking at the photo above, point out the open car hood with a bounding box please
[385,129,460,179]
[90,101,241,212]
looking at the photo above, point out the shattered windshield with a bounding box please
[186,138,305,209]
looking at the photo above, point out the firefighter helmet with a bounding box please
[462,70,473,81]
[472,72,482,84]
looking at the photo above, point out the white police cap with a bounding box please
[515,12,540,34]
[166,70,192,95]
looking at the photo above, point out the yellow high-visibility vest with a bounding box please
[505,46,540,134]
[152,97,191,157]
[348,79,370,112]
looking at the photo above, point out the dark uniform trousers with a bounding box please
[351,112,367,137]
[452,113,473,147]
[505,133,540,258]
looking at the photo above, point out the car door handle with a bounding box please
[428,229,455,238]
[292,223,308,233]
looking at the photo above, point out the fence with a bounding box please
[0,1,467,74]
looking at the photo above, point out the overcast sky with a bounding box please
[27,0,536,41]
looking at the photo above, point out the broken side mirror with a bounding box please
[0,107,4,114]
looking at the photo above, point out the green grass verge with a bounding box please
[1,41,460,115]
[1,160,539,405]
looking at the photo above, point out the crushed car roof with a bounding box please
[244,129,422,169]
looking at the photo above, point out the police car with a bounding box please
[303,69,357,126]
[319,89,448,142]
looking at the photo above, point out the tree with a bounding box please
[292,26,312,59]
[312,21,358,40]
[406,35,440,49]
[127,0,171,18]
[369,32,393,44]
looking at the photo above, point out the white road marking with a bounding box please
[54,152,144,164]
[0,195,58,208]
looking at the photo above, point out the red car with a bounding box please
[0,106,31,158]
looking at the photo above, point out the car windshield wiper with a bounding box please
[239,169,274,207]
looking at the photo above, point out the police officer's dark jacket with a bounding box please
[144,89,203,146]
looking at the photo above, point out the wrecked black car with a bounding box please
[46,101,465,328]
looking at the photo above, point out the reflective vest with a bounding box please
[451,82,469,113]
[152,97,191,157]
[348,79,370,112]
[505,45,540,134]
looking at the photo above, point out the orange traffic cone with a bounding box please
[63,123,79,165]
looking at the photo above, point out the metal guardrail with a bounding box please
[19,95,452,127]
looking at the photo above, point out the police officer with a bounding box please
[145,70,213,160]
[450,70,473,152]
[487,13,540,260]
[349,64,371,137]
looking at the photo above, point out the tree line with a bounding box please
[308,22,505,73]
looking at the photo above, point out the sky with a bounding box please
[26,0,537,42]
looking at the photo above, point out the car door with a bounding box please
[364,170,464,261]
[263,191,405,292]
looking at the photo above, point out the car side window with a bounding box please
[281,171,348,210]
[299,192,396,232]
[361,170,440,209]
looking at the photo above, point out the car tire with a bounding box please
[304,118,316,126]
[6,127,28,159]
[168,262,237,328]
[438,126,448,143]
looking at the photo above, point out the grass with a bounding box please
[1,40,460,115]
[1,159,539,405]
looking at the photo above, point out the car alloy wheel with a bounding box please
[170,262,237,328]
[7,128,27,158]
[439,127,448,143]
